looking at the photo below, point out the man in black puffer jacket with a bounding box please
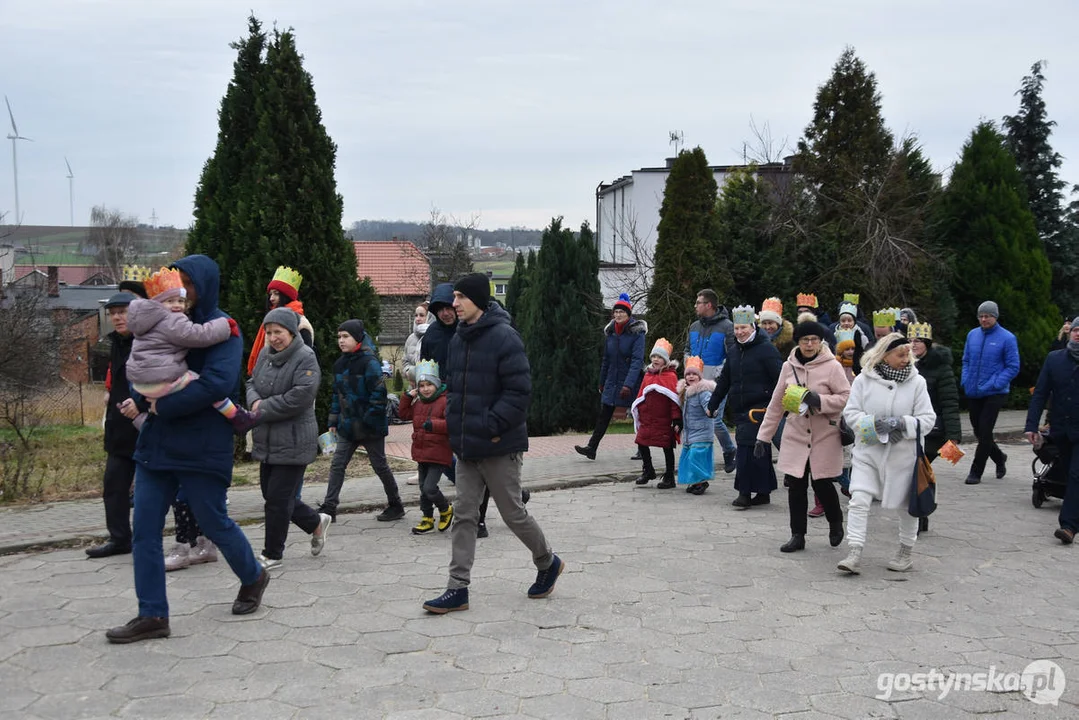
[422,274,563,614]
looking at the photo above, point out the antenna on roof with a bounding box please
[668,130,684,155]
[65,157,74,226]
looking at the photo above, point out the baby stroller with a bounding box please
[1031,431,1068,508]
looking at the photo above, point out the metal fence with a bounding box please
[2,380,108,428]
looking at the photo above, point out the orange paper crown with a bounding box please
[761,297,783,315]
[796,293,818,309]
[144,267,184,300]
[684,356,704,375]
[650,338,674,361]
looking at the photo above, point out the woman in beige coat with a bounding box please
[757,320,852,553]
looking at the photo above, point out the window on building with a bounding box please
[494,283,507,295]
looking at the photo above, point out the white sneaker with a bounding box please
[406,474,420,485]
[258,554,282,570]
[311,513,332,557]
[189,536,218,565]
[164,543,191,572]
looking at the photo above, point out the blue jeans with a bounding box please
[712,396,736,454]
[132,466,261,618]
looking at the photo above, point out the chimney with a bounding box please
[47,266,60,297]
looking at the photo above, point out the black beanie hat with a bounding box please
[337,319,365,343]
[793,320,828,342]
[453,273,490,309]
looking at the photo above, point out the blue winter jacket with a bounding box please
[600,318,647,408]
[420,283,457,375]
[328,340,389,440]
[961,323,1020,398]
[685,308,733,379]
[446,302,530,460]
[1025,349,1079,441]
[133,255,241,482]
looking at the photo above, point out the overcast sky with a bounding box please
[2,0,1077,233]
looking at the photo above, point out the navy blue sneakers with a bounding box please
[423,588,469,614]
[527,555,564,599]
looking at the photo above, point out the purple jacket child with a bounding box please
[126,298,231,389]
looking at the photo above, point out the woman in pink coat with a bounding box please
[756,320,852,553]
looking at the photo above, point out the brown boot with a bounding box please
[232,569,270,615]
[106,616,170,644]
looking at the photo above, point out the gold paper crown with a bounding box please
[782,384,809,414]
[843,293,860,306]
[796,293,818,309]
[270,266,303,293]
[684,356,704,375]
[731,305,756,325]
[761,297,783,315]
[907,322,933,341]
[122,265,151,282]
[144,267,184,299]
[872,308,898,327]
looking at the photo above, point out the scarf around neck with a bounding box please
[1068,339,1079,363]
[876,362,912,383]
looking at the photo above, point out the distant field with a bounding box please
[473,260,516,277]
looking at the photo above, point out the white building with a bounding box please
[595,156,792,310]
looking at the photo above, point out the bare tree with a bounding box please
[739,116,792,166]
[84,205,143,282]
[596,202,658,308]
[419,206,477,283]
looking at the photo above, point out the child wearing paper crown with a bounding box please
[677,356,715,495]
[630,338,682,488]
[125,267,258,433]
[398,360,454,535]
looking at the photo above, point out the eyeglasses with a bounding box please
[797,337,821,345]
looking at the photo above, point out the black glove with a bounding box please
[754,440,770,460]
[803,390,821,411]
[619,386,632,400]
[672,419,683,434]
[422,420,433,431]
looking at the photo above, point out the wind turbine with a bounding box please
[65,157,74,226]
[5,97,32,225]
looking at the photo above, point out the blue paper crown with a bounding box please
[416,360,441,385]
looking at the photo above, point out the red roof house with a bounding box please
[352,241,432,346]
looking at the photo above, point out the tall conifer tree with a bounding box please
[646,147,726,350]
[188,19,379,421]
[934,122,1056,386]
[1003,61,1077,313]
[518,218,604,435]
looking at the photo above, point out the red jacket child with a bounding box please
[631,341,682,448]
[398,385,452,467]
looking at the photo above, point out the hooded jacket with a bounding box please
[600,317,647,408]
[402,316,431,382]
[104,330,138,457]
[328,336,388,440]
[246,329,320,466]
[685,307,734,380]
[843,365,936,509]
[133,255,243,481]
[446,302,530,459]
[399,385,452,466]
[710,331,783,445]
[126,298,231,385]
[961,322,1020,398]
[1026,348,1079,441]
[916,344,962,443]
[679,378,716,445]
[421,283,457,375]
[757,345,851,480]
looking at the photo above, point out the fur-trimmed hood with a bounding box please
[677,378,716,396]
[603,317,648,336]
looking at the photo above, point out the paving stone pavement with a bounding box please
[1,433,1076,719]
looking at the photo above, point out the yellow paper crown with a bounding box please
[122,265,151,282]
[843,293,860,306]
[782,384,809,414]
[796,293,818,309]
[761,297,783,315]
[872,308,897,327]
[907,322,933,341]
[269,266,303,293]
[144,267,184,299]
[684,356,704,375]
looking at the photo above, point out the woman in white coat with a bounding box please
[839,332,936,575]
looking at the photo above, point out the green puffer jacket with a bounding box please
[916,344,962,442]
